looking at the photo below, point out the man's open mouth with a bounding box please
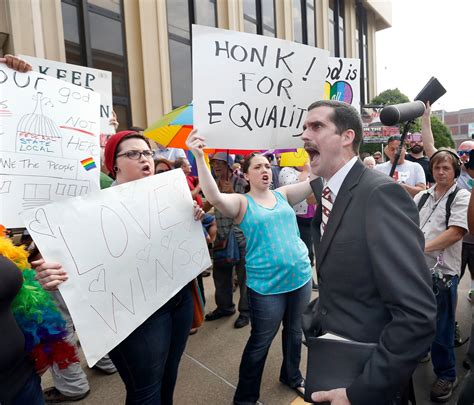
[304,143,320,162]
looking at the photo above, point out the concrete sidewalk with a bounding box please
[41,272,473,404]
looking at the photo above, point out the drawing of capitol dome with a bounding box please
[16,92,62,155]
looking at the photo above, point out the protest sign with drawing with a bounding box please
[0,65,100,228]
[324,57,361,109]
[21,169,211,366]
[193,25,329,150]
[278,57,361,166]
[20,55,114,134]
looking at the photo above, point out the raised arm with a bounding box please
[186,129,243,219]
[277,162,315,206]
[421,102,437,158]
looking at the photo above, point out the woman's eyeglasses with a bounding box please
[116,150,154,160]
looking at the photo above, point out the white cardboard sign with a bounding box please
[192,25,329,149]
[0,66,100,228]
[21,169,211,366]
[21,55,114,134]
[324,57,361,109]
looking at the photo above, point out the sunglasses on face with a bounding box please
[156,169,168,174]
[116,150,154,160]
[457,150,473,157]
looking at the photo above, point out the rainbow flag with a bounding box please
[81,157,97,171]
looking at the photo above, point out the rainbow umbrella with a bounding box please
[145,103,193,149]
[145,103,263,155]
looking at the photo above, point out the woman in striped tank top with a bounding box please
[187,130,315,404]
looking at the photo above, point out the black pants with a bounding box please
[461,242,474,279]
[297,216,314,267]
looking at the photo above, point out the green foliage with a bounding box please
[431,115,455,148]
[370,88,410,106]
[363,88,454,153]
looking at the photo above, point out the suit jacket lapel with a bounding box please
[317,160,365,268]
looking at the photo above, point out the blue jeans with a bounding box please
[234,281,311,404]
[431,275,458,381]
[11,371,44,405]
[109,285,193,405]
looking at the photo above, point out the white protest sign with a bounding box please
[0,66,100,228]
[21,169,211,366]
[21,55,114,134]
[193,25,329,149]
[324,57,361,109]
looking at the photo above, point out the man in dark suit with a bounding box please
[301,100,437,404]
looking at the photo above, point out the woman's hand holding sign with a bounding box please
[186,129,206,158]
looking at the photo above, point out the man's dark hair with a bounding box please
[387,135,402,144]
[307,100,363,154]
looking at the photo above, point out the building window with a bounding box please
[167,0,217,109]
[356,2,369,104]
[328,0,345,57]
[243,0,276,37]
[293,0,317,46]
[61,0,131,129]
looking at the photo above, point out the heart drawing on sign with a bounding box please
[89,268,106,292]
[192,248,205,266]
[28,208,56,238]
[324,81,353,104]
[136,243,152,262]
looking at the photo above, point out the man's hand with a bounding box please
[109,110,119,131]
[312,388,351,404]
[0,55,32,72]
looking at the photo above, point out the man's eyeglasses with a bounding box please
[457,150,473,157]
[116,150,154,160]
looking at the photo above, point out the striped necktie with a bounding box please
[321,186,333,236]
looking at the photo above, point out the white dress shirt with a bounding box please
[320,156,358,235]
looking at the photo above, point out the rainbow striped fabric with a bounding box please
[81,157,97,171]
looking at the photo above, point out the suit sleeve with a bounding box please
[346,181,437,404]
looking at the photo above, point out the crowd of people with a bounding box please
[1,54,474,405]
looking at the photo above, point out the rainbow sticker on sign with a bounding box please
[80,157,97,171]
[324,81,353,104]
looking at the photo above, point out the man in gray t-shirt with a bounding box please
[375,136,426,197]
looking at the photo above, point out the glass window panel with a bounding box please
[112,103,129,132]
[168,38,192,108]
[167,0,192,108]
[243,0,257,34]
[262,0,276,37]
[89,13,124,55]
[328,0,335,56]
[306,1,316,46]
[194,0,217,27]
[88,0,121,14]
[62,2,84,65]
[339,14,345,57]
[293,0,303,43]
[89,12,127,97]
[355,27,359,58]
[167,0,191,40]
